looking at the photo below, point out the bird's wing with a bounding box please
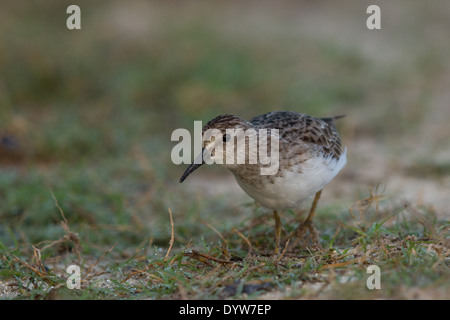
[250,111,344,159]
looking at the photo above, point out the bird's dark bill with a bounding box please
[179,162,203,183]
[180,149,205,183]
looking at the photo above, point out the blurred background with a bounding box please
[1,0,449,253]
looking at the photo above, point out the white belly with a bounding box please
[234,148,347,210]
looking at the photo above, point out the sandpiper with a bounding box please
[179,111,347,254]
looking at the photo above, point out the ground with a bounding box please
[0,0,449,299]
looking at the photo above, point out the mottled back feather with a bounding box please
[250,111,344,159]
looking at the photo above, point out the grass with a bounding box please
[1,185,448,299]
[1,1,449,299]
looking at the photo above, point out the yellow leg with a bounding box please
[290,190,322,248]
[273,210,281,256]
[304,189,322,225]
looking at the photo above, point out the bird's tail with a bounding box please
[321,114,346,127]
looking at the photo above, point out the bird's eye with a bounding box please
[223,134,231,142]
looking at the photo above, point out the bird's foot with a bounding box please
[287,220,321,251]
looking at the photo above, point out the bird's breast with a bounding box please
[231,148,347,210]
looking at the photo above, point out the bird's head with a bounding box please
[179,114,254,183]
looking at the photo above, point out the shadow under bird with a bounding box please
[179,111,347,255]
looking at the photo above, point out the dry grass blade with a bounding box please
[164,208,175,261]
[276,239,290,263]
[11,251,45,278]
[31,246,47,275]
[50,191,68,224]
[233,228,253,257]
[205,222,230,260]
[184,250,236,266]
[39,191,82,260]
[320,259,356,269]
[83,242,117,281]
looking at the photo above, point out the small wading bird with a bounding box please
[179,111,346,255]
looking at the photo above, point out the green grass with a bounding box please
[1,184,448,299]
[1,1,449,299]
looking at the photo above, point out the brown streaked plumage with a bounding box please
[250,111,344,160]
